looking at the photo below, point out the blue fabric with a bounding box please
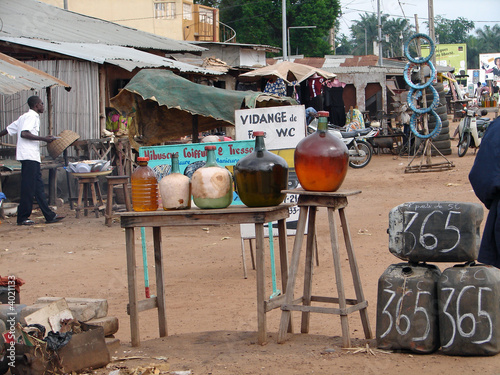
[305,107,317,125]
[0,192,5,201]
[469,117,500,267]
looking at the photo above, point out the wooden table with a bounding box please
[0,160,63,205]
[120,204,292,347]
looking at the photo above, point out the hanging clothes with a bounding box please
[324,86,346,126]
[264,77,287,97]
[306,74,324,111]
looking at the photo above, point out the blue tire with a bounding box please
[409,109,442,139]
[404,61,437,89]
[404,33,435,64]
[407,85,439,114]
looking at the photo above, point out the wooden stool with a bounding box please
[105,175,131,226]
[277,189,372,347]
[75,176,105,218]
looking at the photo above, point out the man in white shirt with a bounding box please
[13,96,65,225]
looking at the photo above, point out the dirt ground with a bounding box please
[2,123,500,374]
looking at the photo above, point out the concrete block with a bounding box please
[105,337,121,355]
[34,297,108,321]
[86,316,119,336]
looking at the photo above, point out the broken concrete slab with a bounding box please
[24,297,108,321]
[86,316,119,336]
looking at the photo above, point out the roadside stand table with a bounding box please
[277,189,372,348]
[120,204,292,347]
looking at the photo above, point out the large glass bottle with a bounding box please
[294,111,349,191]
[159,153,191,210]
[131,157,158,211]
[234,131,288,207]
[192,145,233,209]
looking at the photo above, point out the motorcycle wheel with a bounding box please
[458,132,470,157]
[349,140,372,168]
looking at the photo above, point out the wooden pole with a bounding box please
[192,115,199,143]
[46,87,53,135]
[98,65,106,137]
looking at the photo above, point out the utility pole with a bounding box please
[377,0,383,66]
[428,0,436,66]
[282,0,287,61]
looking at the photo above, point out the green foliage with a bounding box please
[348,13,413,57]
[218,0,340,57]
[433,16,475,44]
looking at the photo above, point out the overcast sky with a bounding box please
[338,0,499,37]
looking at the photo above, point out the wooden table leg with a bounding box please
[328,208,351,348]
[90,181,99,218]
[153,226,168,337]
[277,206,309,343]
[300,207,317,334]
[338,207,373,339]
[126,227,140,347]
[277,218,292,334]
[105,184,114,226]
[76,181,85,218]
[255,223,266,345]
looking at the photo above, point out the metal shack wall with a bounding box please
[0,60,99,157]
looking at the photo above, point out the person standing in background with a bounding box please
[14,96,65,225]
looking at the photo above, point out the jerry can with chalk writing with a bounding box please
[388,201,483,263]
[438,262,500,356]
[376,262,441,353]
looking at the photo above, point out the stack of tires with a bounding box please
[425,82,451,155]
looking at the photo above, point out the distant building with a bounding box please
[40,0,220,42]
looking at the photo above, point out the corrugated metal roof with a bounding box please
[192,41,281,53]
[0,38,222,75]
[0,52,70,95]
[0,0,205,53]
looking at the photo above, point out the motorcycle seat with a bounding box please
[340,128,372,138]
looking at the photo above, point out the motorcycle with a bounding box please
[456,107,491,157]
[308,120,379,168]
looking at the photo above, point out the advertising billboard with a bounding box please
[479,53,500,83]
[421,44,467,74]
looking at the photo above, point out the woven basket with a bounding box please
[47,130,80,159]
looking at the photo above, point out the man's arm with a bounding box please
[0,129,7,137]
[20,130,55,143]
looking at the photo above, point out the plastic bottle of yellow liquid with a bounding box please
[131,157,158,211]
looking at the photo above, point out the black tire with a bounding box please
[348,140,372,168]
[434,105,447,115]
[432,133,450,142]
[458,131,470,157]
[432,139,452,149]
[425,82,444,93]
[432,147,452,156]
[427,111,449,122]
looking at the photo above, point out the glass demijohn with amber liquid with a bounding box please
[294,111,349,191]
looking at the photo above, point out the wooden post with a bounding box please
[46,87,53,135]
[192,115,199,143]
[98,65,107,137]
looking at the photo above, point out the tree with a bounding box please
[349,13,413,57]
[218,0,341,57]
[433,16,474,44]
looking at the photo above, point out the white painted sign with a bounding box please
[235,105,306,148]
